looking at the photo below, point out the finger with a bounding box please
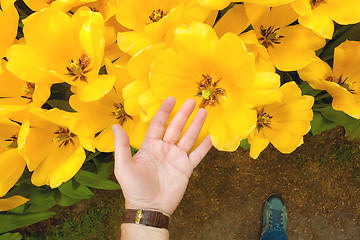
[163,98,196,144]
[177,108,207,152]
[188,135,212,169]
[112,124,132,174]
[144,96,176,140]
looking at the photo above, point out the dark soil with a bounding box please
[20,127,360,239]
[168,127,360,240]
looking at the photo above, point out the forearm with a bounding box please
[121,224,169,240]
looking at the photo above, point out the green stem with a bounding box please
[315,93,331,101]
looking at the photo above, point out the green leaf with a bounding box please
[130,147,138,156]
[54,190,80,207]
[299,81,322,97]
[319,23,360,61]
[26,189,56,213]
[58,180,94,200]
[6,184,38,198]
[320,106,349,126]
[316,106,360,139]
[310,112,337,135]
[344,120,360,140]
[0,233,22,240]
[276,70,293,84]
[239,139,250,150]
[47,99,76,112]
[74,170,120,190]
[85,150,101,162]
[6,205,26,215]
[0,212,55,234]
[94,159,114,178]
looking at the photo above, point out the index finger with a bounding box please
[144,96,176,140]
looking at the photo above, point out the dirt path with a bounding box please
[168,128,360,240]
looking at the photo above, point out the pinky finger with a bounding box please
[188,135,212,169]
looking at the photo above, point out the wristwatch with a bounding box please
[122,209,170,229]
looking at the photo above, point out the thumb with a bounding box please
[112,124,132,173]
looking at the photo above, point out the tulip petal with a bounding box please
[209,117,240,152]
[268,45,316,71]
[0,195,29,212]
[0,149,26,197]
[213,4,249,37]
[248,134,269,159]
[75,74,116,102]
[298,14,334,39]
[31,143,86,188]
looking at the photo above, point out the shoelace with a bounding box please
[269,209,283,228]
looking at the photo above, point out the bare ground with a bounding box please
[20,127,360,239]
[168,127,360,240]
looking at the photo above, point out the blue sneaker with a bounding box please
[261,194,287,236]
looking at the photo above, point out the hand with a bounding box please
[112,97,212,215]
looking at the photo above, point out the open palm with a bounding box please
[113,97,212,215]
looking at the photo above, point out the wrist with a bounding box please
[121,224,169,240]
[125,201,172,216]
[122,209,170,230]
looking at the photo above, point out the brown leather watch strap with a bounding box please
[122,209,170,229]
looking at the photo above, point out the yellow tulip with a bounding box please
[149,22,282,151]
[0,60,50,113]
[198,0,294,10]
[6,7,115,102]
[298,41,360,119]
[0,195,29,212]
[116,0,210,55]
[103,16,131,63]
[243,3,325,71]
[212,4,250,38]
[0,0,18,74]
[123,44,165,123]
[248,82,314,159]
[0,117,26,197]
[69,66,148,151]
[17,109,88,188]
[23,0,76,12]
[292,0,360,38]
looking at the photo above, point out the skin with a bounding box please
[112,97,213,240]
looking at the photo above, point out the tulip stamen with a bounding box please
[21,82,35,103]
[4,134,18,149]
[53,127,76,148]
[149,9,165,22]
[326,75,356,94]
[258,25,284,49]
[310,0,326,9]
[112,103,133,125]
[257,108,273,131]
[66,51,92,82]
[197,74,226,108]
[46,0,55,4]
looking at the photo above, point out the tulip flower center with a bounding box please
[256,108,273,131]
[326,75,356,94]
[197,74,226,108]
[112,102,133,125]
[258,25,284,49]
[46,0,55,4]
[149,9,165,22]
[53,127,76,148]
[66,51,92,82]
[310,0,326,9]
[21,82,35,103]
[4,134,18,149]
